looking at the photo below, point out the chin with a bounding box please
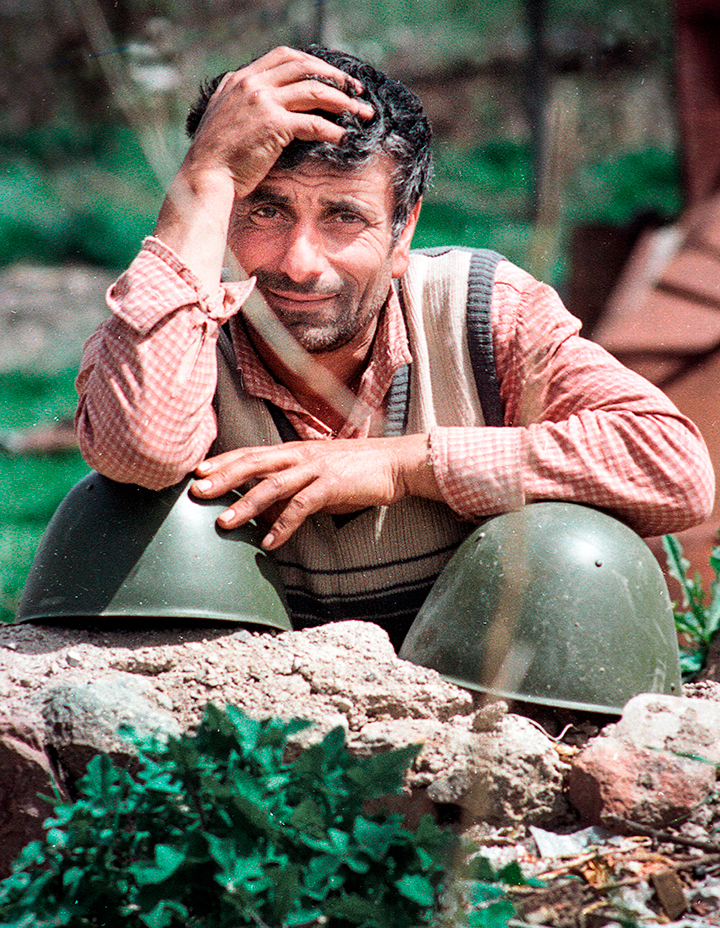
[295,329,351,354]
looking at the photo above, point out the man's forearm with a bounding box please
[153,164,235,296]
[75,239,253,489]
[429,409,714,538]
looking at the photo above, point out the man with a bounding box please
[75,45,714,648]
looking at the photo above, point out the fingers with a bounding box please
[216,48,373,131]
[277,81,374,119]
[190,437,409,549]
[240,47,365,96]
[220,471,324,549]
[189,46,374,197]
[192,448,325,548]
[194,446,297,493]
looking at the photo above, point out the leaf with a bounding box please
[347,744,421,799]
[81,753,122,805]
[680,647,707,677]
[324,892,379,924]
[129,843,186,886]
[467,898,515,928]
[139,899,189,928]
[395,873,436,907]
[470,882,507,904]
[206,835,268,894]
[353,816,402,861]
[328,828,350,856]
[663,535,705,619]
[290,798,325,832]
[413,813,454,863]
[495,860,528,886]
[303,853,343,897]
[465,856,497,883]
[286,904,323,926]
[269,862,301,923]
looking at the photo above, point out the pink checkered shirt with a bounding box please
[76,236,714,538]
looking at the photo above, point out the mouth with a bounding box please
[263,288,338,312]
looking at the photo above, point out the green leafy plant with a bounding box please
[435,855,528,928]
[663,534,720,679]
[0,703,522,928]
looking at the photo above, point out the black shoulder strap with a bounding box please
[465,249,505,427]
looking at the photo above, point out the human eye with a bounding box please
[248,204,281,224]
[327,207,366,229]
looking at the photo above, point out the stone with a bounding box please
[568,693,720,830]
[2,619,720,880]
[568,736,715,830]
[427,713,573,828]
[616,692,720,763]
[0,716,60,877]
[42,676,183,783]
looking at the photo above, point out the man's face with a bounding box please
[229,155,417,353]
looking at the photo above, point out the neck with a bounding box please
[244,316,380,434]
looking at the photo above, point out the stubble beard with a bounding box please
[253,271,384,354]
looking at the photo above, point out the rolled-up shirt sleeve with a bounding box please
[75,236,254,489]
[429,262,715,537]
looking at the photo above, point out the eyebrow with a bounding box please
[242,186,375,221]
[243,187,292,208]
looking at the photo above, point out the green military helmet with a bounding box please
[15,471,292,631]
[399,502,681,714]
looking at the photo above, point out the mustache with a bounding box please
[252,270,339,297]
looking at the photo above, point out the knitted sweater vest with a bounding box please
[213,248,501,648]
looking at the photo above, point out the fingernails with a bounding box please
[217,510,234,527]
[262,532,275,549]
[194,479,212,492]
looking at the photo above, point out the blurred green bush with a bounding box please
[0,369,90,624]
[0,122,682,275]
[0,122,162,271]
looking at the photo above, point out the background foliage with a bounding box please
[0,0,681,277]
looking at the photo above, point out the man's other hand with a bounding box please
[190,434,443,549]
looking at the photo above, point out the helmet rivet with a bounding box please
[595,559,603,567]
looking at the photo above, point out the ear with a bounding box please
[390,199,422,278]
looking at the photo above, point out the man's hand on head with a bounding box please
[153,46,374,294]
[190,434,443,549]
[190,46,374,198]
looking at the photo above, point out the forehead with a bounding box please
[256,155,396,209]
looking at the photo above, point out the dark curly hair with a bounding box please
[186,45,432,234]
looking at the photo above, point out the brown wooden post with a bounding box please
[674,0,720,205]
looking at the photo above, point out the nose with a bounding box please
[277,221,329,284]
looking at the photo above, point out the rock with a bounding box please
[0,716,60,878]
[616,692,720,763]
[42,676,182,782]
[3,620,720,881]
[568,693,720,830]
[427,713,574,828]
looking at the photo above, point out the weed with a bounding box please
[663,534,720,680]
[0,704,522,927]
